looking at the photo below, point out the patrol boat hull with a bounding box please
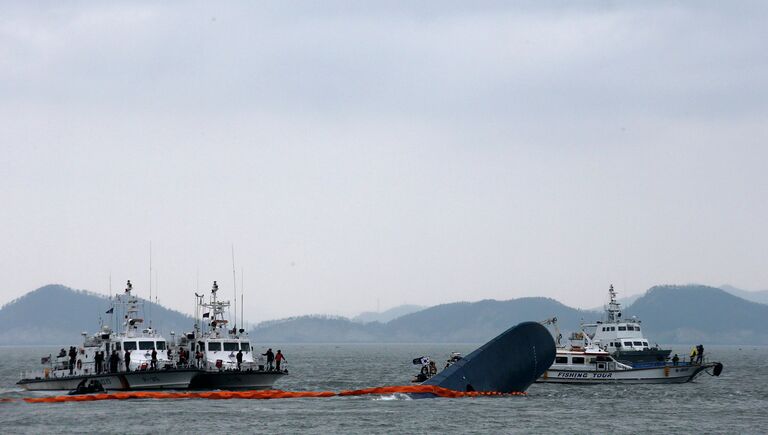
[539,362,716,384]
[17,369,201,391]
[189,370,286,390]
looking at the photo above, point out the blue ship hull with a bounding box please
[423,321,555,393]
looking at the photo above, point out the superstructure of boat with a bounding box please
[577,284,671,365]
[177,281,285,390]
[18,281,199,391]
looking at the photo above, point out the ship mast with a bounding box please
[606,284,622,323]
[201,281,231,338]
[119,280,144,337]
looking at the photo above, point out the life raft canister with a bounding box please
[76,359,82,370]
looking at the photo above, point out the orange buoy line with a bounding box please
[17,386,525,404]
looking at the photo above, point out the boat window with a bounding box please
[636,327,641,331]
[156,341,166,350]
[597,363,605,369]
[571,357,585,364]
[240,342,250,351]
[124,341,137,350]
[623,341,632,347]
[618,326,627,331]
[627,326,635,331]
[139,341,155,350]
[615,342,621,347]
[642,341,649,346]
[224,342,239,352]
[610,327,615,331]
[115,342,122,351]
[555,357,568,364]
[633,341,642,346]
[208,342,221,351]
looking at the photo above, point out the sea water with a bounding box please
[0,344,765,433]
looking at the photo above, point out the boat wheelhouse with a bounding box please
[577,285,671,364]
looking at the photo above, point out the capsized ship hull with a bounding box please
[423,321,556,393]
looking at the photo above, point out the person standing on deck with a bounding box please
[275,350,286,371]
[263,348,274,371]
[236,349,243,370]
[109,350,119,373]
[696,344,704,364]
[150,348,158,370]
[124,349,131,372]
[690,346,697,364]
[94,351,103,374]
[68,347,77,374]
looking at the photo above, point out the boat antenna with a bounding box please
[241,267,244,333]
[156,268,159,313]
[149,241,153,328]
[231,245,237,330]
[109,273,115,331]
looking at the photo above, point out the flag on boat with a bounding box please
[106,307,114,314]
[41,356,51,364]
[412,356,430,365]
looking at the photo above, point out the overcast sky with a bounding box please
[1,1,767,322]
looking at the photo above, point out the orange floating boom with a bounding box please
[20,386,525,404]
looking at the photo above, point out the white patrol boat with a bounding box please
[578,285,671,365]
[537,322,723,384]
[18,281,199,391]
[177,281,285,390]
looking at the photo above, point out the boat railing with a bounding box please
[630,357,714,369]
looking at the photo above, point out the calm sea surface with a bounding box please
[0,344,765,434]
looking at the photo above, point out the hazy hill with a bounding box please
[252,286,768,344]
[719,285,768,305]
[625,285,768,344]
[252,297,591,343]
[251,315,386,343]
[382,297,589,342]
[0,284,194,345]
[352,305,426,324]
[6,284,768,345]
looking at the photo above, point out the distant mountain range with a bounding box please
[719,285,768,305]
[0,284,194,345]
[250,285,768,344]
[352,305,426,323]
[2,284,767,345]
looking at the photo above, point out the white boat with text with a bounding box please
[17,281,199,391]
[537,325,722,384]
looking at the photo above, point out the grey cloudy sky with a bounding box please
[1,1,767,321]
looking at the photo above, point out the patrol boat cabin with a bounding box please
[575,285,670,364]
